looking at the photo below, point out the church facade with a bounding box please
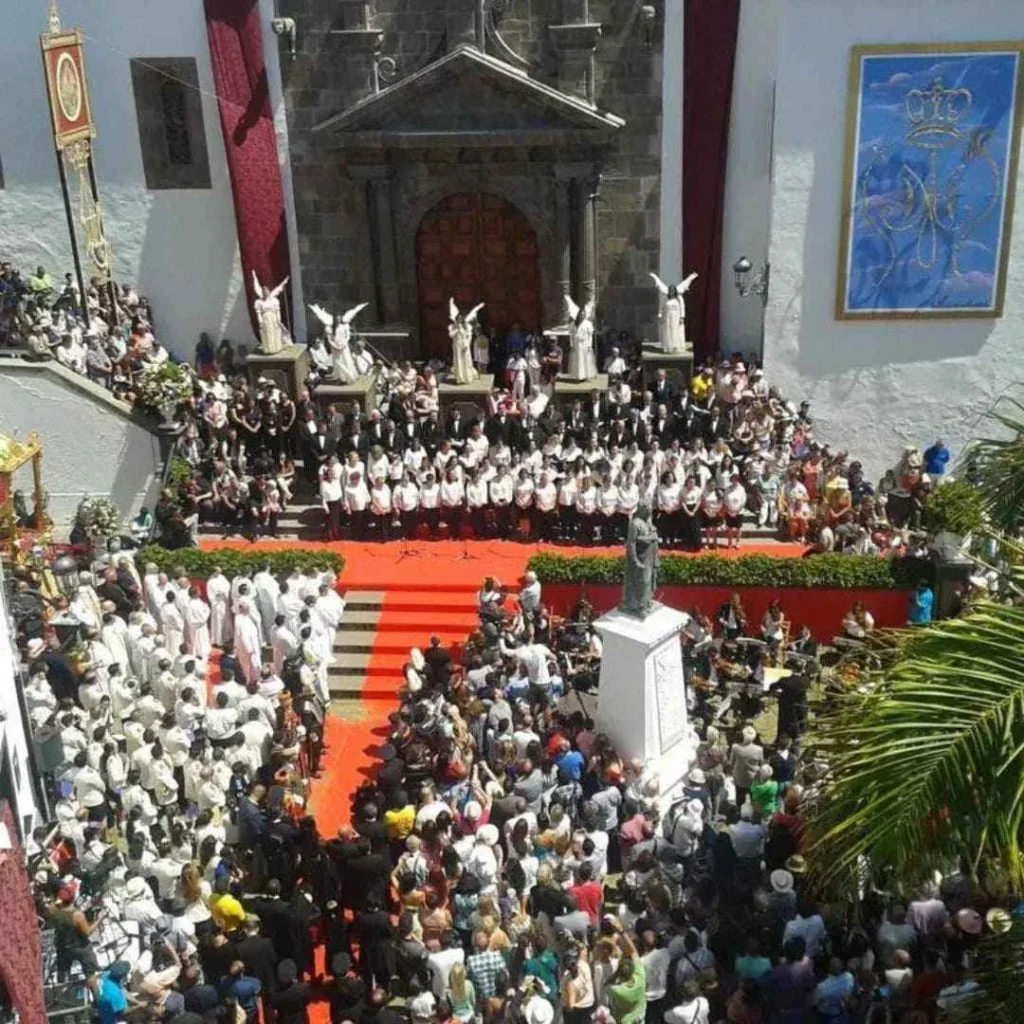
[279,0,666,358]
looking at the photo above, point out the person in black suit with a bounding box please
[649,404,676,448]
[232,915,278,1005]
[565,400,588,441]
[341,422,370,461]
[353,803,390,855]
[398,407,421,447]
[365,411,390,450]
[423,634,452,690]
[269,960,311,1024]
[584,389,607,428]
[353,901,396,991]
[419,413,444,456]
[485,408,515,446]
[513,414,546,452]
[97,569,133,618]
[445,408,471,450]
[651,367,676,406]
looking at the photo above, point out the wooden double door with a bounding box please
[416,192,542,360]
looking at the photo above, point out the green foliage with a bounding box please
[526,552,928,589]
[165,456,195,497]
[923,479,984,536]
[135,545,343,580]
[805,598,1024,893]
[964,396,1024,536]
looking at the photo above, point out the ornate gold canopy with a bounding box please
[0,431,42,474]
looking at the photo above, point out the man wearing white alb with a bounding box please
[234,601,263,684]
[186,587,212,661]
[253,565,280,643]
[159,592,186,660]
[206,567,233,647]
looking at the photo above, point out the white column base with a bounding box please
[594,604,698,810]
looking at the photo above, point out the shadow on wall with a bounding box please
[135,191,252,360]
[797,147,997,377]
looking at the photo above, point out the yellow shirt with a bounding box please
[691,375,714,400]
[384,805,416,841]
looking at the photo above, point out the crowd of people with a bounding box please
[8,537,1010,1024]
[0,259,198,400]
[142,315,953,553]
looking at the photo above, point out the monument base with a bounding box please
[641,346,694,389]
[314,374,376,415]
[438,374,495,417]
[245,345,309,400]
[594,603,697,809]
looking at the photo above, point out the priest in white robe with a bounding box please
[272,617,298,676]
[206,569,232,647]
[159,593,186,659]
[100,609,131,676]
[253,567,280,644]
[186,588,212,661]
[143,567,167,618]
[234,601,263,685]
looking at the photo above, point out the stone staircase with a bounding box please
[328,590,384,697]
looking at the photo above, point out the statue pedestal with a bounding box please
[314,373,376,415]
[438,374,495,418]
[594,604,696,809]
[245,345,309,400]
[641,346,694,389]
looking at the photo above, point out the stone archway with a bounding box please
[415,192,542,359]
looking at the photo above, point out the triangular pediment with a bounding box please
[314,45,624,147]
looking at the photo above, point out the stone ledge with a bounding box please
[0,351,165,437]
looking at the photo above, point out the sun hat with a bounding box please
[986,907,1012,934]
[785,854,807,876]
[955,908,982,936]
[770,869,794,893]
[125,876,148,899]
[464,800,483,822]
[687,767,706,785]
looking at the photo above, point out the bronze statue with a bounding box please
[621,501,659,618]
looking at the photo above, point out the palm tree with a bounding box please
[804,406,1024,1017]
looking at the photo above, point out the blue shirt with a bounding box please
[812,971,854,1019]
[923,445,950,475]
[908,587,934,624]
[96,974,128,1024]
[554,749,584,781]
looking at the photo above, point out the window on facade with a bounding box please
[0,153,5,190]
[130,57,211,190]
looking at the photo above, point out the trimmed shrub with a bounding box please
[526,552,929,590]
[135,545,344,580]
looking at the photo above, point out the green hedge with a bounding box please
[527,552,929,590]
[135,546,344,580]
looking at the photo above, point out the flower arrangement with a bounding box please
[134,362,193,413]
[74,494,122,539]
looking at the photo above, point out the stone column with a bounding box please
[445,0,481,51]
[549,21,602,104]
[330,2,383,100]
[580,172,601,307]
[351,166,399,325]
[553,173,573,296]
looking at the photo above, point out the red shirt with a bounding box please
[570,881,604,926]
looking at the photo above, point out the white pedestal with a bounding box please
[594,604,696,806]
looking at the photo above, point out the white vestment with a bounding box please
[206,573,232,647]
[234,613,263,685]
[253,571,280,644]
[160,602,186,659]
[187,598,212,660]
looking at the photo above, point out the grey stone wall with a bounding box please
[277,0,665,345]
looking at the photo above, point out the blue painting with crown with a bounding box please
[839,45,1024,318]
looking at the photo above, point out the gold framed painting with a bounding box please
[836,41,1024,320]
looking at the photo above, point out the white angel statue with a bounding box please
[309,301,369,383]
[650,271,698,354]
[448,297,485,384]
[565,293,597,381]
[252,270,291,355]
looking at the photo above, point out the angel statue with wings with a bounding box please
[252,270,291,355]
[448,298,485,385]
[565,294,597,381]
[310,301,369,383]
[649,271,698,354]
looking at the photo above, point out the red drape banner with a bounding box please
[203,0,291,339]
[682,0,740,364]
[0,801,45,1024]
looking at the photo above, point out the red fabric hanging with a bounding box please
[203,0,291,337]
[0,801,45,1024]
[682,0,741,364]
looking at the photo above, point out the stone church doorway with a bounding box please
[415,192,541,360]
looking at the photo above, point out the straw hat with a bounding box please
[986,908,1012,934]
[770,869,794,893]
[785,854,807,876]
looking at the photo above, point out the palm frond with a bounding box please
[962,399,1024,536]
[805,600,1024,891]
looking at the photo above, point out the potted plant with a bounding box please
[134,362,193,433]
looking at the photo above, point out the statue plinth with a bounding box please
[245,345,309,401]
[594,603,696,810]
[641,345,693,388]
